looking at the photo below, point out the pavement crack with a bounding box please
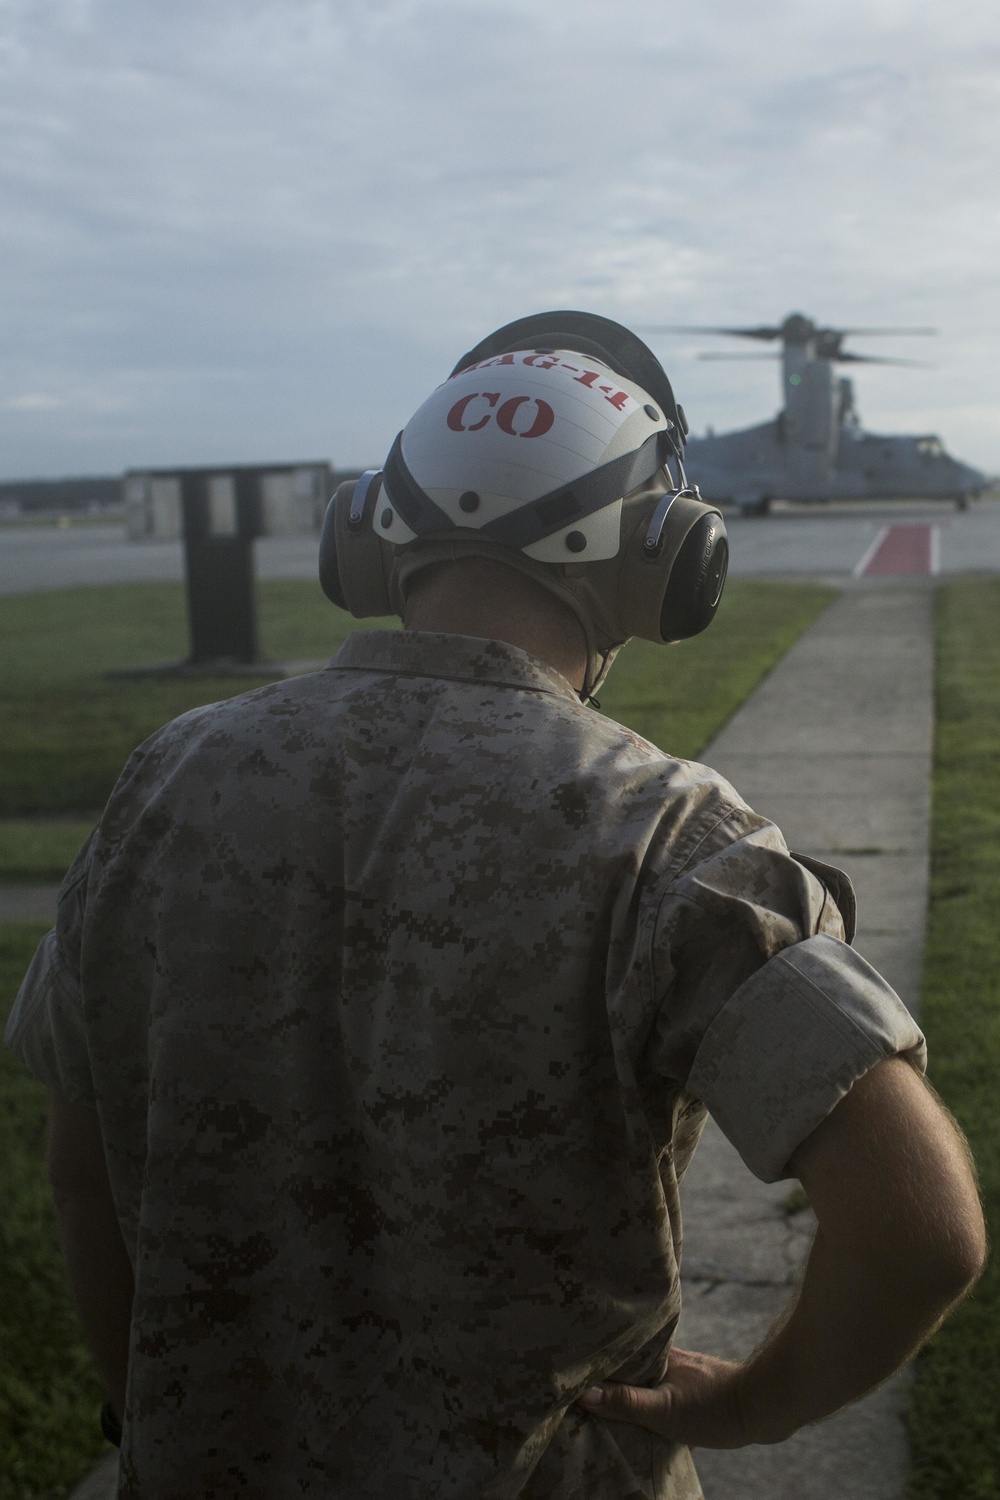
[681,1271,798,1290]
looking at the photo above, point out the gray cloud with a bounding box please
[1,0,998,476]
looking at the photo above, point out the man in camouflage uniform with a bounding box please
[6,316,984,1498]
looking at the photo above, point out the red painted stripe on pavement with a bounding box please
[861,523,933,576]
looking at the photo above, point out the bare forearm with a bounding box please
[737,1224,970,1443]
[579,1060,986,1450]
[53,1190,134,1418]
[739,1060,987,1442]
[579,1218,980,1450]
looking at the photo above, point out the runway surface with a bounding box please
[1,498,998,595]
[724,498,999,580]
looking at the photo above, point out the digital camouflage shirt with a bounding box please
[6,630,925,1500]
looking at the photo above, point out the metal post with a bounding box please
[180,470,262,665]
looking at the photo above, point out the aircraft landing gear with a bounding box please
[955,495,969,512]
[740,496,772,518]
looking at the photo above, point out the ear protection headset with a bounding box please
[320,311,729,698]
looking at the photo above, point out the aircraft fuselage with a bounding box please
[684,419,986,509]
[668,312,987,513]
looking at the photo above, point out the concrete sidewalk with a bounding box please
[676,581,934,1500]
[0,883,61,922]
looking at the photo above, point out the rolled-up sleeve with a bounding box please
[688,935,925,1180]
[645,800,926,1181]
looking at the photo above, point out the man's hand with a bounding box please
[578,1346,751,1449]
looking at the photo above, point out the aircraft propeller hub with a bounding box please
[781,313,815,344]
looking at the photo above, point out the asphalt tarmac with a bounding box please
[2,496,999,595]
[722,496,1000,579]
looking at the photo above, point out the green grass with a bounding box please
[599,579,834,760]
[0,514,123,530]
[906,579,1000,1497]
[0,824,98,884]
[0,577,832,824]
[0,580,394,816]
[0,924,111,1499]
[0,576,835,1493]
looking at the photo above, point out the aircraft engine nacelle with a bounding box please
[782,347,838,495]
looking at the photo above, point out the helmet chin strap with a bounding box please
[580,642,623,702]
[392,540,625,703]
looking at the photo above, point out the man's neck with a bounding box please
[402,559,588,691]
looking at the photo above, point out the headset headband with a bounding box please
[451,310,688,452]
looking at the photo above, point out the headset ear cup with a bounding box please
[659,514,729,639]
[616,493,728,643]
[318,478,396,618]
[318,483,352,609]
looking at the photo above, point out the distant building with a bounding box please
[123,462,358,540]
[0,475,121,515]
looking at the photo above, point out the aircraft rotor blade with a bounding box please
[838,327,938,337]
[835,353,932,367]
[696,352,780,360]
[638,325,783,341]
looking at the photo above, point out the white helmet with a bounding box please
[320,312,728,699]
[377,347,675,563]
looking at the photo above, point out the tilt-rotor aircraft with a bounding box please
[641,314,986,516]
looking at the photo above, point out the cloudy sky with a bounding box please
[2,0,999,480]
